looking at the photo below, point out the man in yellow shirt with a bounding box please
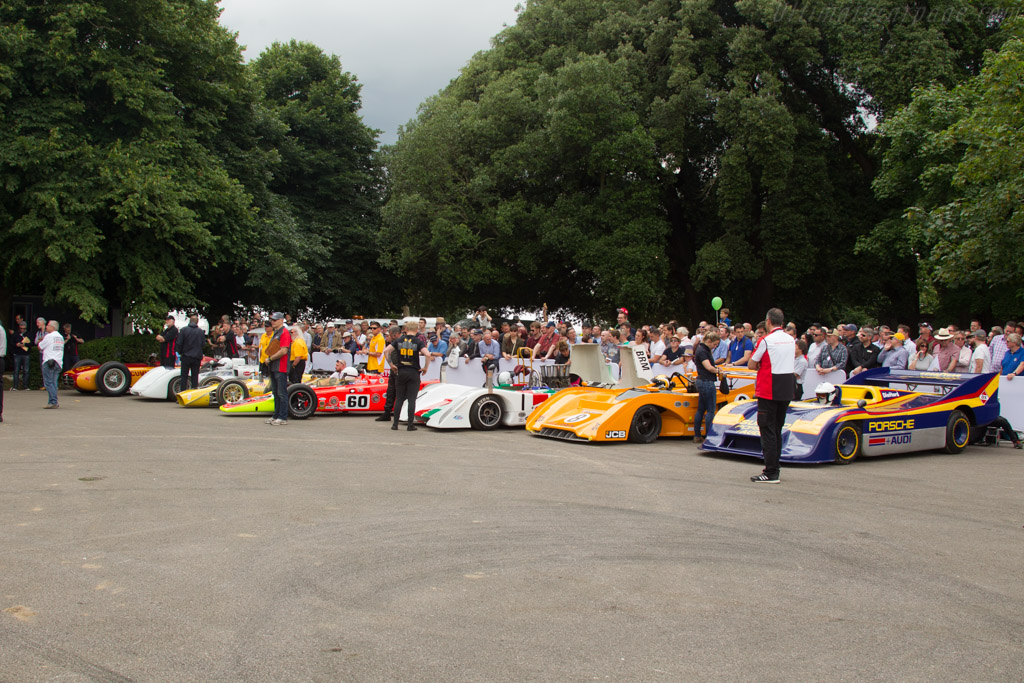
[259,320,274,378]
[367,322,386,373]
[289,325,308,383]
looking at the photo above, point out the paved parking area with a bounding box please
[1,388,1023,681]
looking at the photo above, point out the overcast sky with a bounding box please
[218,0,521,145]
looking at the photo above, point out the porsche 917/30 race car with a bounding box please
[524,363,757,443]
[411,343,616,430]
[700,368,1001,465]
[219,370,436,419]
[61,359,160,397]
[130,358,259,401]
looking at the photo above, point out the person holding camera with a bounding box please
[38,320,65,409]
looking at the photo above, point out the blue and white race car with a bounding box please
[700,368,1001,465]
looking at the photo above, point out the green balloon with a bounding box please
[711,296,723,311]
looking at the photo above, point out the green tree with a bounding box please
[249,40,395,316]
[382,0,1008,325]
[866,18,1024,320]
[0,0,266,324]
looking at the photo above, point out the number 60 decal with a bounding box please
[345,394,369,409]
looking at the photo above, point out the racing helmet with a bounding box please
[651,374,670,389]
[814,382,838,404]
[496,371,513,386]
[340,367,359,381]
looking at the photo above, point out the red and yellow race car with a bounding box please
[61,358,160,397]
[219,370,437,419]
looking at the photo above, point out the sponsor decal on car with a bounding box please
[868,432,912,446]
[563,413,590,424]
[867,419,915,432]
[880,390,900,400]
[980,392,989,404]
[604,430,627,439]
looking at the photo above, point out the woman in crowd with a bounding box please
[908,338,935,371]
[693,331,723,444]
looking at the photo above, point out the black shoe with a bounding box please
[390,424,398,430]
[751,472,780,484]
[407,426,417,431]
[375,414,391,422]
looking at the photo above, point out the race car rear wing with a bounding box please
[843,367,999,395]
[569,343,617,386]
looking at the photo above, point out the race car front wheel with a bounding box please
[628,405,662,444]
[167,376,183,400]
[217,378,249,406]
[833,424,860,465]
[287,384,317,420]
[200,375,223,388]
[96,362,131,397]
[72,359,99,370]
[469,395,503,430]
[944,410,971,454]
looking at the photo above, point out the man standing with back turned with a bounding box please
[177,315,205,391]
[391,321,429,431]
[747,308,795,484]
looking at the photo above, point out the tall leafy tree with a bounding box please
[249,40,396,316]
[0,0,266,324]
[867,17,1024,320]
[382,0,1007,324]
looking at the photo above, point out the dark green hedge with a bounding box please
[77,334,160,365]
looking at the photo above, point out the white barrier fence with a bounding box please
[306,352,1024,427]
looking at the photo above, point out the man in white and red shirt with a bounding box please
[747,308,795,483]
[266,312,292,426]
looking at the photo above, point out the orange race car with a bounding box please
[61,358,161,397]
[525,357,757,444]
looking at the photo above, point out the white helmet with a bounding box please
[340,367,359,381]
[497,371,513,386]
[814,382,838,404]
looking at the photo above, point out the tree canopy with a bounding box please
[0,1,384,325]
[382,0,1011,324]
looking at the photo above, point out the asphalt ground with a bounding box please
[1,387,1023,682]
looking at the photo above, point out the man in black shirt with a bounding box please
[848,326,881,376]
[156,315,179,368]
[694,331,723,443]
[177,315,206,390]
[391,322,429,431]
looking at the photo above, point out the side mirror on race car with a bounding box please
[857,399,867,409]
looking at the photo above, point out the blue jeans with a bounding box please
[694,378,718,438]
[42,359,61,405]
[271,370,289,420]
[13,355,29,389]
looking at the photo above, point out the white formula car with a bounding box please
[409,343,643,430]
[130,358,261,401]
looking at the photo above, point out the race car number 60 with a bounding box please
[345,394,369,409]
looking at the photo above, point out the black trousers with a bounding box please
[0,357,5,420]
[180,356,201,390]
[757,397,790,477]
[383,372,397,415]
[288,361,304,385]
[392,368,420,426]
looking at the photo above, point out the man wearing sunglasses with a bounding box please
[366,322,386,374]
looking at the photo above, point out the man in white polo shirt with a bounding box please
[747,308,795,483]
[38,319,65,409]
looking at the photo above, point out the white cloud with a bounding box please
[218,0,520,144]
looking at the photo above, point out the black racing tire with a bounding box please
[200,375,223,388]
[468,395,503,430]
[834,423,860,465]
[72,359,99,370]
[628,405,662,444]
[167,376,184,400]
[96,361,131,397]
[287,384,317,420]
[944,410,971,454]
[216,378,249,406]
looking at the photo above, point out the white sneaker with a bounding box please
[265,417,275,424]
[271,419,287,426]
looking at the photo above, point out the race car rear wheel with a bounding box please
[834,424,860,465]
[287,384,317,420]
[72,359,99,370]
[944,410,971,454]
[167,376,184,400]
[96,362,131,397]
[200,375,223,388]
[469,395,503,430]
[216,378,249,406]
[628,405,662,444]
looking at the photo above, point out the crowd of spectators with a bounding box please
[196,309,1024,390]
